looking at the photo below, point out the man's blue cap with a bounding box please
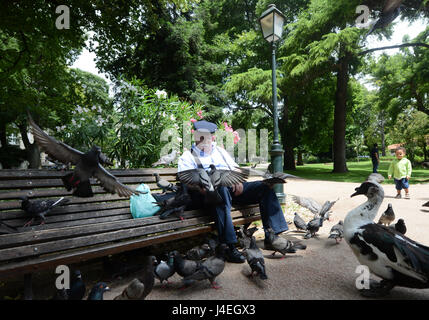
[193,120,217,133]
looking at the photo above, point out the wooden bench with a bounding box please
[0,168,261,299]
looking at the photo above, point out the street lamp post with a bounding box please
[259,4,286,203]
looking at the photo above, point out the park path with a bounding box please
[104,179,429,300]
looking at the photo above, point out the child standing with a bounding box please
[388,147,412,199]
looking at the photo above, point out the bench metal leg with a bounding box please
[24,273,33,300]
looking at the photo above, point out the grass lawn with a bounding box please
[284,158,429,184]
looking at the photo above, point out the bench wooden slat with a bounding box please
[0,214,261,279]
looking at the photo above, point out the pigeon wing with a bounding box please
[292,195,322,215]
[216,169,248,187]
[383,0,403,13]
[177,169,211,190]
[93,164,139,197]
[28,115,83,165]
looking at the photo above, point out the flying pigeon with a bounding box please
[183,244,227,289]
[154,252,175,285]
[154,183,192,220]
[264,228,307,257]
[20,196,69,227]
[367,0,404,36]
[153,172,178,193]
[304,216,324,239]
[87,282,110,300]
[389,218,407,235]
[293,212,307,232]
[114,278,145,300]
[377,203,395,226]
[328,220,344,244]
[292,195,337,220]
[28,114,140,198]
[345,180,429,297]
[152,149,178,167]
[244,236,267,280]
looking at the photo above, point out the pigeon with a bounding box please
[328,220,344,244]
[186,238,218,260]
[67,270,86,300]
[0,219,18,234]
[304,216,324,239]
[244,236,267,280]
[367,173,385,184]
[292,195,337,220]
[389,218,407,235]
[367,0,403,36]
[28,114,140,198]
[293,212,307,232]
[154,182,192,220]
[87,282,110,300]
[154,252,175,285]
[344,180,429,297]
[177,164,248,206]
[377,203,395,226]
[239,168,300,187]
[171,250,202,288]
[154,172,178,193]
[236,224,258,249]
[264,228,307,257]
[422,201,429,207]
[114,278,145,300]
[19,196,69,227]
[137,255,155,299]
[183,244,227,289]
[152,149,178,167]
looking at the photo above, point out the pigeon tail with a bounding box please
[72,180,94,197]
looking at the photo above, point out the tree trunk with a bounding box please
[297,151,304,166]
[332,53,349,173]
[0,122,7,148]
[18,123,41,169]
[284,144,296,170]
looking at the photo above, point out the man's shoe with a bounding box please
[225,245,246,263]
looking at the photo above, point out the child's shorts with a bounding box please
[394,178,409,190]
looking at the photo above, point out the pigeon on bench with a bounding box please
[153,172,178,193]
[154,183,192,220]
[28,113,141,198]
[152,149,178,167]
[377,203,395,226]
[20,196,69,227]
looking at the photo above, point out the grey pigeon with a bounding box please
[367,0,403,36]
[293,212,307,232]
[28,114,139,198]
[87,282,110,300]
[152,149,178,167]
[153,172,178,193]
[154,252,175,285]
[264,228,307,257]
[137,255,155,299]
[292,195,337,220]
[172,250,201,280]
[236,224,258,249]
[304,216,324,239]
[389,218,407,235]
[367,173,385,184]
[378,203,395,226]
[20,196,69,227]
[245,236,267,280]
[183,244,227,289]
[154,183,192,220]
[186,238,218,260]
[114,278,145,300]
[328,220,344,244]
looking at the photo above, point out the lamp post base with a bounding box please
[270,143,286,204]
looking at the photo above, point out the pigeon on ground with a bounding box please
[293,212,307,232]
[152,150,178,167]
[389,218,407,235]
[172,250,202,288]
[378,203,395,226]
[304,216,324,239]
[19,196,69,227]
[177,164,248,206]
[87,282,110,300]
[0,219,18,234]
[28,113,140,198]
[153,172,178,193]
[244,236,267,280]
[137,255,155,299]
[264,228,307,257]
[367,0,403,36]
[154,183,192,220]
[236,224,258,249]
[422,201,429,207]
[292,195,337,220]
[154,252,175,285]
[113,278,145,300]
[186,238,218,260]
[328,220,344,244]
[183,244,227,289]
[67,270,86,300]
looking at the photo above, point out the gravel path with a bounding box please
[103,179,429,300]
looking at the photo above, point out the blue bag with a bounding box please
[130,183,160,218]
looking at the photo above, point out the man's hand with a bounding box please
[406,175,410,180]
[231,183,243,196]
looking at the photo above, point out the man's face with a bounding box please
[194,131,213,151]
[395,149,405,160]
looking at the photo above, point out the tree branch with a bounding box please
[359,42,429,56]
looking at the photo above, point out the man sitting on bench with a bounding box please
[177,120,289,263]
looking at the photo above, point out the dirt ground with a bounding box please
[102,178,429,300]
